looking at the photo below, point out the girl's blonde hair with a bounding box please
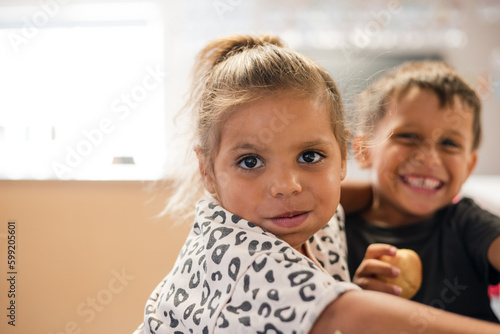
[164,34,348,220]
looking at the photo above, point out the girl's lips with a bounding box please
[269,211,310,228]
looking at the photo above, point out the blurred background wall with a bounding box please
[0,1,499,333]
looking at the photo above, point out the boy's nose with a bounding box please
[411,143,441,168]
[268,167,302,197]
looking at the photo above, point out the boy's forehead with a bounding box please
[387,87,475,132]
[395,86,474,113]
[393,87,473,115]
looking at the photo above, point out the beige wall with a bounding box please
[0,180,191,334]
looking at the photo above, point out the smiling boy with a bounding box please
[345,61,500,323]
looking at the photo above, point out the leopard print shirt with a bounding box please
[134,200,359,334]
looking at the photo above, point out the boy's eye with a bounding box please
[238,155,263,169]
[394,133,420,144]
[441,139,459,147]
[299,151,323,163]
[398,133,418,140]
[440,138,461,150]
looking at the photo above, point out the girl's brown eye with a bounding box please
[243,157,257,168]
[299,151,323,163]
[238,155,263,169]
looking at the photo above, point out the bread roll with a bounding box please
[376,248,422,299]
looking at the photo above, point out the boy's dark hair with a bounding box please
[356,61,482,150]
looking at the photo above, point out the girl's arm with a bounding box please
[488,235,500,272]
[340,179,372,214]
[310,289,500,334]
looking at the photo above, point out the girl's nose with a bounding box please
[268,167,302,197]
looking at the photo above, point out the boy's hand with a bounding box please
[352,243,403,296]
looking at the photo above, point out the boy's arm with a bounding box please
[488,235,500,272]
[340,179,372,214]
[310,290,500,334]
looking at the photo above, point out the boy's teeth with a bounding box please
[424,178,439,188]
[404,176,441,189]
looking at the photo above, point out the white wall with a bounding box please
[442,1,500,175]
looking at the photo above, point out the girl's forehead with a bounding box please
[220,96,334,141]
[223,95,329,129]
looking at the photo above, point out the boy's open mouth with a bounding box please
[400,175,444,190]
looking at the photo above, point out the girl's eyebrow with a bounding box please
[231,138,333,153]
[300,139,331,148]
[230,142,262,152]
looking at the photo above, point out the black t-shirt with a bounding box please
[346,197,500,323]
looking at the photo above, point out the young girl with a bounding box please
[134,36,500,333]
[344,61,500,323]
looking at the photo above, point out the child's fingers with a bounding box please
[353,244,402,295]
[354,276,403,296]
[364,243,397,259]
[354,258,400,279]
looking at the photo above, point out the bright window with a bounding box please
[0,1,166,180]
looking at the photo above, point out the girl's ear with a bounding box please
[195,146,216,195]
[340,142,348,181]
[340,159,347,181]
[353,135,372,169]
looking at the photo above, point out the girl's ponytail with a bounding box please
[192,34,283,80]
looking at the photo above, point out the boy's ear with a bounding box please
[464,150,478,180]
[353,135,372,169]
[195,146,216,195]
